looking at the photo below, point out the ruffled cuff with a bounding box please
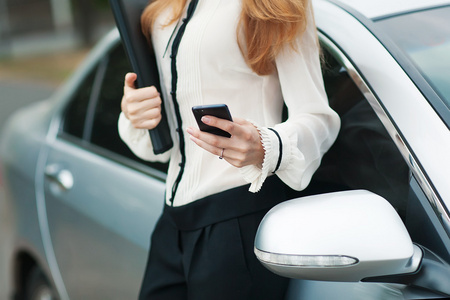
[239,122,279,193]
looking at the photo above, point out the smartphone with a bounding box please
[192,104,233,138]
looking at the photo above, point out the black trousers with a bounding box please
[138,177,291,300]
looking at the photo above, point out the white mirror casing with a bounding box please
[254,190,423,282]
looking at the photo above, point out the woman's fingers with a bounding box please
[188,133,224,157]
[200,115,237,136]
[134,113,162,129]
[122,73,162,130]
[188,133,245,165]
[128,103,162,127]
[187,118,264,168]
[124,73,160,103]
[124,72,137,91]
[125,87,160,104]
[187,126,228,150]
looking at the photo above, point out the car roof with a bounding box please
[324,0,450,19]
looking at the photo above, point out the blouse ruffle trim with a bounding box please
[239,121,276,193]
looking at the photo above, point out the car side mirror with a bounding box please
[254,190,422,282]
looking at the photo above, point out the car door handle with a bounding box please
[44,164,74,191]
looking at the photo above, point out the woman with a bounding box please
[118,0,340,299]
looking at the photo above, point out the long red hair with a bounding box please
[141,0,308,75]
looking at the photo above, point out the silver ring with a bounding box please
[219,148,224,159]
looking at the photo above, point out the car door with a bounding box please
[42,42,167,299]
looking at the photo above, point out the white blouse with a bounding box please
[118,0,340,207]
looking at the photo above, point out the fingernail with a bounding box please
[201,116,210,124]
[187,127,193,134]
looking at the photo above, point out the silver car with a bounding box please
[1,0,449,299]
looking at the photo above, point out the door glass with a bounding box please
[62,66,98,139]
[89,44,129,152]
[89,44,168,173]
[312,49,410,220]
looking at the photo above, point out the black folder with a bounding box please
[110,0,173,154]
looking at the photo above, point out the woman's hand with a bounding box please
[187,116,265,168]
[121,72,162,130]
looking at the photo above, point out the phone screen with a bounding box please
[192,104,233,138]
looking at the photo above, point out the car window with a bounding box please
[62,65,98,139]
[88,44,169,174]
[309,48,410,220]
[89,45,127,147]
[60,42,168,175]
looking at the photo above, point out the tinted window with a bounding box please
[62,66,98,138]
[89,44,129,151]
[310,49,410,219]
[89,44,168,173]
[60,42,168,174]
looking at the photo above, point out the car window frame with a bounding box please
[82,55,109,143]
